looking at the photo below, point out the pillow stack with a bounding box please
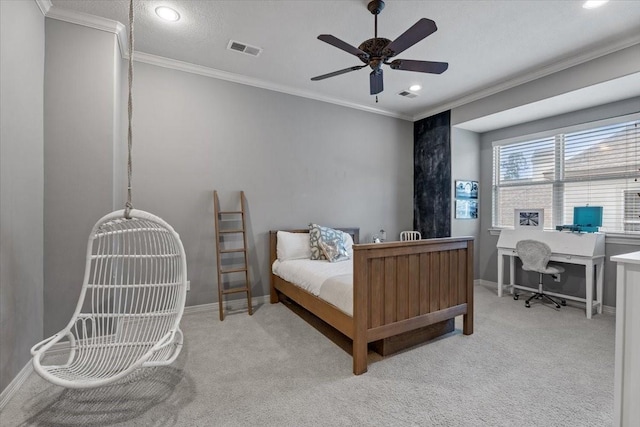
[309,223,351,263]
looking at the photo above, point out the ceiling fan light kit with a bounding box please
[311,0,448,99]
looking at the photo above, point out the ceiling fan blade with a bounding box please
[311,65,367,81]
[388,59,448,74]
[385,18,437,57]
[370,69,383,95]
[318,34,369,59]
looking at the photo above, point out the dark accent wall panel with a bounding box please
[414,110,451,238]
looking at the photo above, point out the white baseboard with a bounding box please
[184,295,270,316]
[186,287,619,317]
[37,296,271,355]
[601,305,616,316]
[0,359,33,411]
[477,279,616,315]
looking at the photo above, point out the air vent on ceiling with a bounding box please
[398,90,418,99]
[227,40,262,57]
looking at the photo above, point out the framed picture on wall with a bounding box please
[456,199,478,219]
[455,180,478,199]
[514,209,544,229]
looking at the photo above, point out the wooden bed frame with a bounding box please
[269,229,474,375]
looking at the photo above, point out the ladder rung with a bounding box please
[219,248,245,254]
[220,267,247,274]
[222,287,249,295]
[219,211,243,215]
[219,229,244,234]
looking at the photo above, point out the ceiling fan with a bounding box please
[311,0,448,98]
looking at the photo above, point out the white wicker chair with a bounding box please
[31,209,187,389]
[400,231,421,241]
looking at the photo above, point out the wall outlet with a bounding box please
[186,280,190,291]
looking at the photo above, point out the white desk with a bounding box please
[610,251,640,427]
[496,229,605,319]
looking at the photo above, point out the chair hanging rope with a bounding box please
[125,0,134,218]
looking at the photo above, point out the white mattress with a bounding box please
[272,259,354,316]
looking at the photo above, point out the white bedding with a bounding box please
[272,259,354,316]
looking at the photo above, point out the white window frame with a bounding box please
[490,113,640,245]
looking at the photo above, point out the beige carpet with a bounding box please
[0,283,615,426]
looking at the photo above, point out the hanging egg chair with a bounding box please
[31,210,187,388]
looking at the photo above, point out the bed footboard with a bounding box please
[352,237,474,374]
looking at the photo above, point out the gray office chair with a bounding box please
[515,240,566,309]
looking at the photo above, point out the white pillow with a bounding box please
[277,231,311,261]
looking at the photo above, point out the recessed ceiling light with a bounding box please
[155,6,180,22]
[409,84,422,92]
[583,1,609,9]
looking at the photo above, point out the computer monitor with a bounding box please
[573,206,603,232]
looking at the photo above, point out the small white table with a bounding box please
[610,251,640,427]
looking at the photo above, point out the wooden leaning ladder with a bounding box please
[213,190,253,321]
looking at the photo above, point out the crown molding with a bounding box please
[45,6,128,59]
[43,5,408,120]
[133,51,412,121]
[414,34,640,122]
[42,3,639,124]
[35,0,51,16]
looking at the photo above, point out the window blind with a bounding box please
[493,119,640,233]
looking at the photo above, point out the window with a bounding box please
[493,117,640,233]
[624,190,640,232]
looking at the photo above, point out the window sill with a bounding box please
[488,227,640,246]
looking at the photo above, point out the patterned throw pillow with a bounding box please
[319,237,350,263]
[309,224,325,260]
[309,223,349,261]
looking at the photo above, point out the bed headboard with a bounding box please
[269,227,360,266]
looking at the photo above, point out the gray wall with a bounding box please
[0,0,45,392]
[40,20,413,334]
[123,62,414,309]
[451,127,481,275]
[43,19,120,337]
[475,98,640,307]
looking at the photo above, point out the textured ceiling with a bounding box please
[50,0,640,125]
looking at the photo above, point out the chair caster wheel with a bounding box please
[525,302,530,308]
[561,300,567,306]
[514,295,519,300]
